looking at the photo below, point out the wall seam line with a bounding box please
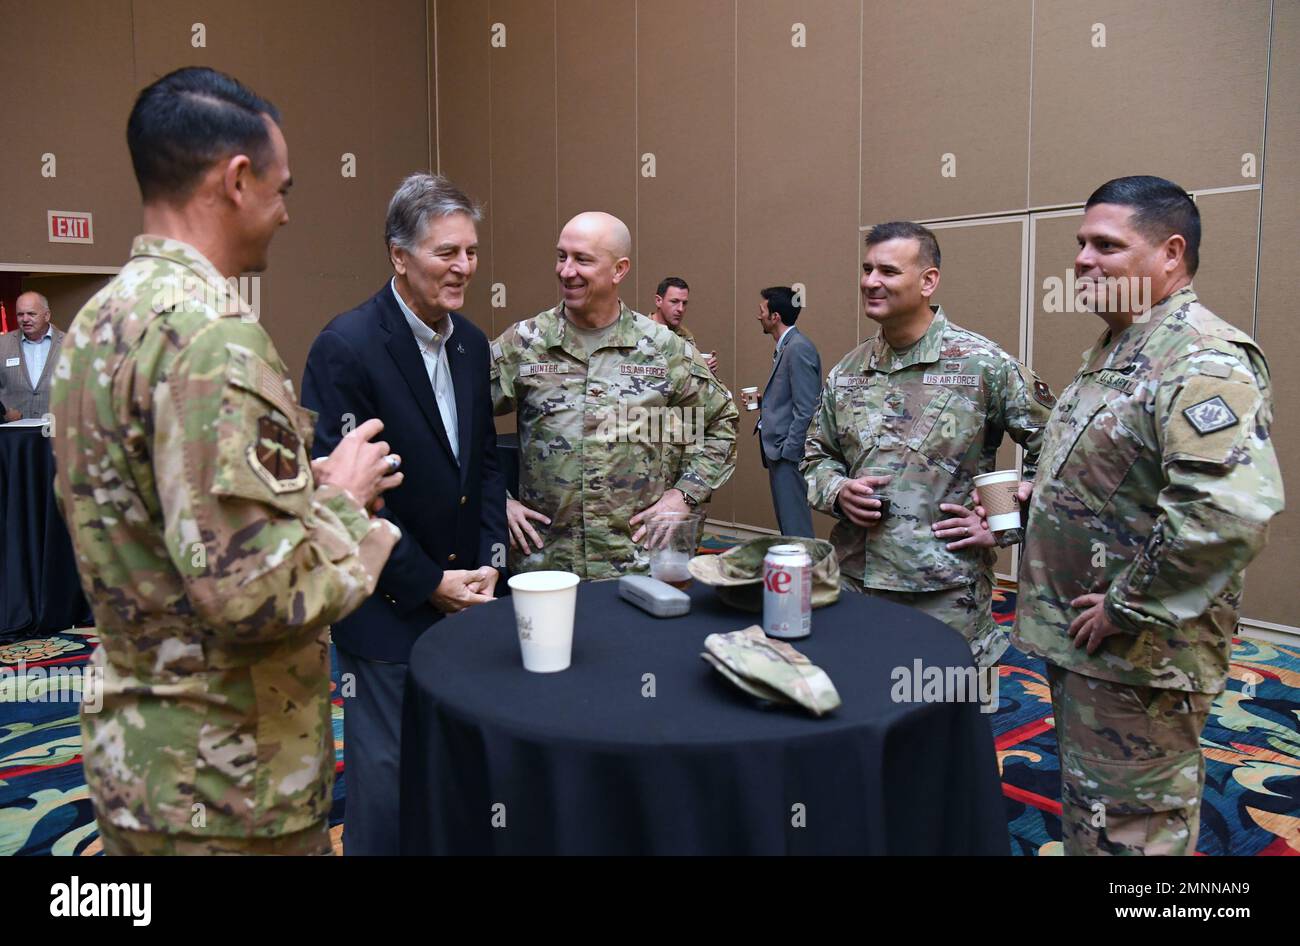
[1253,0,1275,341]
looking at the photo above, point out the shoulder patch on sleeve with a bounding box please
[225,343,296,420]
[249,414,308,493]
[1168,375,1260,465]
[1017,362,1055,407]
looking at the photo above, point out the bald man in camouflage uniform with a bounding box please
[494,213,737,579]
[1013,176,1283,855]
[50,68,401,855]
[803,222,1052,667]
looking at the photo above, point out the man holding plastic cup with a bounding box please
[802,222,1054,667]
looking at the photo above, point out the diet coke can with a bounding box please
[763,544,812,639]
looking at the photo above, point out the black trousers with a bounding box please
[336,647,409,856]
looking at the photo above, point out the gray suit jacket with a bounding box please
[0,328,65,420]
[759,326,822,463]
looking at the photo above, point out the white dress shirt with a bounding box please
[391,279,460,463]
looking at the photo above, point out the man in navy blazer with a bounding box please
[302,173,506,855]
[744,286,821,537]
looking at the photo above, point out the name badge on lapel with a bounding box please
[5,358,19,368]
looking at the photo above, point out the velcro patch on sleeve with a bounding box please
[1167,374,1259,465]
[248,413,308,494]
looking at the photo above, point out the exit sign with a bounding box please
[48,210,94,244]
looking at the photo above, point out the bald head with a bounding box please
[561,212,631,261]
[15,292,52,342]
[556,211,633,324]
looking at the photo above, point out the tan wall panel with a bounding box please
[1192,189,1258,334]
[556,0,636,230]
[1244,0,1300,628]
[130,1,431,384]
[1030,0,1270,206]
[930,219,1026,576]
[860,0,1031,224]
[132,0,264,85]
[20,275,113,331]
[258,0,430,382]
[736,0,861,537]
[487,0,559,345]
[1029,211,1102,395]
[436,0,495,340]
[637,0,737,524]
[0,1,137,267]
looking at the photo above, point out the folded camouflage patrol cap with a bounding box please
[688,536,840,612]
[701,626,841,716]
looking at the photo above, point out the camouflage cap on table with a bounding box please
[688,536,840,612]
[701,625,842,716]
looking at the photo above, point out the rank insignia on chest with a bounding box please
[1183,396,1238,435]
[249,414,308,493]
[520,362,572,377]
[923,373,979,387]
[619,364,668,379]
[1096,370,1138,395]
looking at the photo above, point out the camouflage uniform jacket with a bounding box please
[491,301,737,578]
[670,322,696,344]
[1014,287,1283,693]
[50,235,399,837]
[802,306,1051,591]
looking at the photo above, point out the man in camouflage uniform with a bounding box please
[652,275,718,373]
[803,222,1053,667]
[493,213,737,579]
[50,68,402,855]
[1012,176,1283,855]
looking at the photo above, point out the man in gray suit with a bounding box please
[743,286,821,537]
[0,292,64,422]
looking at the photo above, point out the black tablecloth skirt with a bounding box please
[400,579,1009,855]
[1,428,92,638]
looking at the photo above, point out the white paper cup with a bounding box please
[507,571,580,673]
[741,386,759,411]
[972,470,1022,532]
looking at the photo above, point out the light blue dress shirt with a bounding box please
[21,328,53,388]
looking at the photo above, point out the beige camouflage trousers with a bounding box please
[97,818,332,856]
[1048,664,1212,856]
[843,572,1007,668]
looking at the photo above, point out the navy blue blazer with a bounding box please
[302,284,507,662]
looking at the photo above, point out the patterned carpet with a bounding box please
[2,580,1297,855]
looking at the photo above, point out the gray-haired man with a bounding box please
[302,172,507,854]
[0,291,65,422]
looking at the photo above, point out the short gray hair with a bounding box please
[384,172,482,252]
[17,291,50,314]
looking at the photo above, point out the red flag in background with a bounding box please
[0,302,8,333]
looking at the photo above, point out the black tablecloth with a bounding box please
[1,427,92,638]
[400,579,1008,855]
